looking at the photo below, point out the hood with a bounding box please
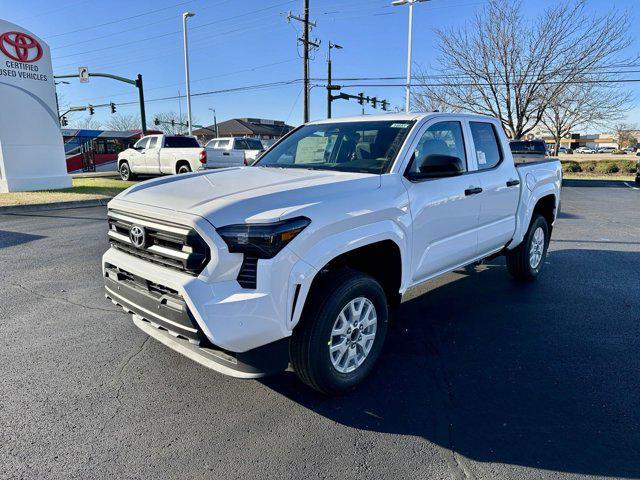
[113,166,381,226]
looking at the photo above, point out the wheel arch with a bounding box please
[175,159,191,174]
[509,185,559,250]
[287,222,409,331]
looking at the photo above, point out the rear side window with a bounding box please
[217,139,230,149]
[470,122,502,170]
[164,136,200,148]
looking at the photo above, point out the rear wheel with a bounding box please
[506,214,549,281]
[119,161,136,181]
[177,163,191,174]
[290,269,388,395]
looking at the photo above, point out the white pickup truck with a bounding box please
[204,137,265,167]
[103,113,562,394]
[117,134,207,181]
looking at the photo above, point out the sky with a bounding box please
[2,0,640,131]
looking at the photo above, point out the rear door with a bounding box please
[469,121,520,255]
[403,118,483,282]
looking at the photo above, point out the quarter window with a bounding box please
[407,121,467,175]
[470,122,502,170]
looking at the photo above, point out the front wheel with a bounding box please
[290,269,388,395]
[119,161,136,181]
[506,214,549,281]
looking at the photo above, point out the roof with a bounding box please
[193,118,294,137]
[308,111,499,124]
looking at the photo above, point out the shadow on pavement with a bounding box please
[262,248,640,478]
[0,230,46,248]
[562,179,636,188]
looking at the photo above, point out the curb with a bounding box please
[0,197,113,214]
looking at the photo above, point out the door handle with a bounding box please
[223,152,230,156]
[506,179,520,187]
[465,187,483,196]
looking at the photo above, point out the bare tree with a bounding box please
[413,0,634,139]
[105,113,141,131]
[68,115,102,130]
[540,84,631,154]
[612,123,637,149]
[151,111,199,135]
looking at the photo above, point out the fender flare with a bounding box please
[509,183,558,249]
[285,220,409,330]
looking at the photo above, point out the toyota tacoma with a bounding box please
[103,113,562,394]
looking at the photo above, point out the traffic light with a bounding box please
[154,118,160,126]
[371,97,378,109]
[88,105,94,115]
[110,102,116,114]
[60,116,68,127]
[381,100,388,111]
[358,93,365,105]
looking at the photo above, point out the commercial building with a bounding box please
[193,118,294,145]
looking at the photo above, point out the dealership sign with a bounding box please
[0,20,71,192]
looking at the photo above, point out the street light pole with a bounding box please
[327,42,342,119]
[208,107,219,138]
[392,0,431,112]
[182,11,195,136]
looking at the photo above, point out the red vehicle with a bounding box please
[61,129,160,173]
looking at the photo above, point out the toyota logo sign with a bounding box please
[129,225,147,249]
[0,31,43,63]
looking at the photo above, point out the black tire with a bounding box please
[290,269,388,395]
[506,214,549,281]
[177,163,191,174]
[119,161,136,181]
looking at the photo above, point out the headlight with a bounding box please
[217,217,311,259]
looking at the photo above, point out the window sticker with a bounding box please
[477,150,487,164]
[389,123,410,129]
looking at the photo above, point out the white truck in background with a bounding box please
[117,134,207,181]
[204,137,265,167]
[104,113,562,395]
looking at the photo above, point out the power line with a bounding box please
[51,0,296,61]
[45,0,198,39]
[88,79,304,109]
[337,78,640,88]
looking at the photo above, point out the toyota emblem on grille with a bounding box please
[129,225,147,248]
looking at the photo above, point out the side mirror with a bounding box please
[133,146,143,151]
[409,154,465,180]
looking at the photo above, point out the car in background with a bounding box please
[204,137,265,168]
[117,134,207,181]
[557,147,572,155]
[509,140,549,163]
[575,147,596,154]
[597,146,616,154]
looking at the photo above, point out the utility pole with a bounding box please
[288,2,319,123]
[208,107,219,137]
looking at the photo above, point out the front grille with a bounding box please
[107,209,210,276]
[237,255,258,289]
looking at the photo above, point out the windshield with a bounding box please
[509,141,547,154]
[255,120,415,174]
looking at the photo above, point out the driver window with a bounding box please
[409,121,467,174]
[134,137,149,150]
[147,137,158,149]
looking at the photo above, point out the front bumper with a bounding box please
[104,261,289,378]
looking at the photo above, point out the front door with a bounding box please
[404,120,482,283]
[144,136,161,174]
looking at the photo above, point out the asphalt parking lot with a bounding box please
[1,180,639,480]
